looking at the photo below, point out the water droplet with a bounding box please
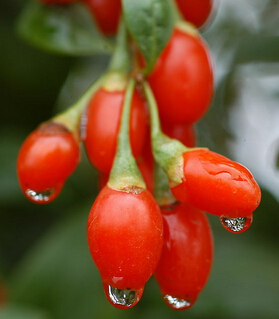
[163,294,193,310]
[25,186,61,204]
[104,284,143,309]
[220,215,253,233]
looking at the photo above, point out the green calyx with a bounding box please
[142,81,188,188]
[108,78,146,191]
[101,71,128,92]
[175,20,199,38]
[142,81,208,188]
[171,0,200,35]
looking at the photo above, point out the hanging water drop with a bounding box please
[220,215,253,233]
[163,294,193,310]
[104,284,143,309]
[25,185,62,204]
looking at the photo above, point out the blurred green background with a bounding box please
[0,0,279,318]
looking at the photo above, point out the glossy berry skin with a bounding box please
[87,185,163,291]
[148,26,213,125]
[175,0,214,28]
[162,122,196,148]
[171,149,261,218]
[155,203,213,310]
[17,122,80,204]
[84,87,148,174]
[84,0,121,36]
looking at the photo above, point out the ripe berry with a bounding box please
[175,0,214,28]
[155,202,213,310]
[87,185,163,309]
[147,25,213,125]
[83,0,121,36]
[17,122,80,204]
[171,149,261,218]
[84,86,148,174]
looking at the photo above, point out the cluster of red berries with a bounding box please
[17,0,261,311]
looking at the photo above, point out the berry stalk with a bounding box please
[108,78,146,190]
[142,80,191,187]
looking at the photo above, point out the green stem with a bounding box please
[53,20,132,138]
[52,75,105,138]
[108,79,146,190]
[101,19,132,92]
[143,79,162,138]
[108,19,131,75]
[142,81,188,187]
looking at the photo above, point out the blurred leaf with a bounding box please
[234,36,279,63]
[6,197,279,319]
[0,127,25,204]
[122,0,175,74]
[16,1,113,56]
[250,189,279,243]
[0,304,49,319]
[197,70,235,155]
[201,233,279,319]
[8,201,126,319]
[0,22,71,127]
[54,55,109,113]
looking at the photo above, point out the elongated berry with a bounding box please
[171,149,261,218]
[83,0,121,36]
[87,185,163,309]
[84,86,148,174]
[17,122,80,204]
[175,0,215,28]
[155,202,213,310]
[147,24,213,125]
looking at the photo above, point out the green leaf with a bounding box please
[7,202,124,319]
[234,36,279,63]
[54,56,109,113]
[16,1,114,56]
[0,304,50,319]
[122,0,175,74]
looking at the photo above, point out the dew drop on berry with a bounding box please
[104,284,143,309]
[163,294,193,310]
[220,215,253,233]
[25,187,60,204]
